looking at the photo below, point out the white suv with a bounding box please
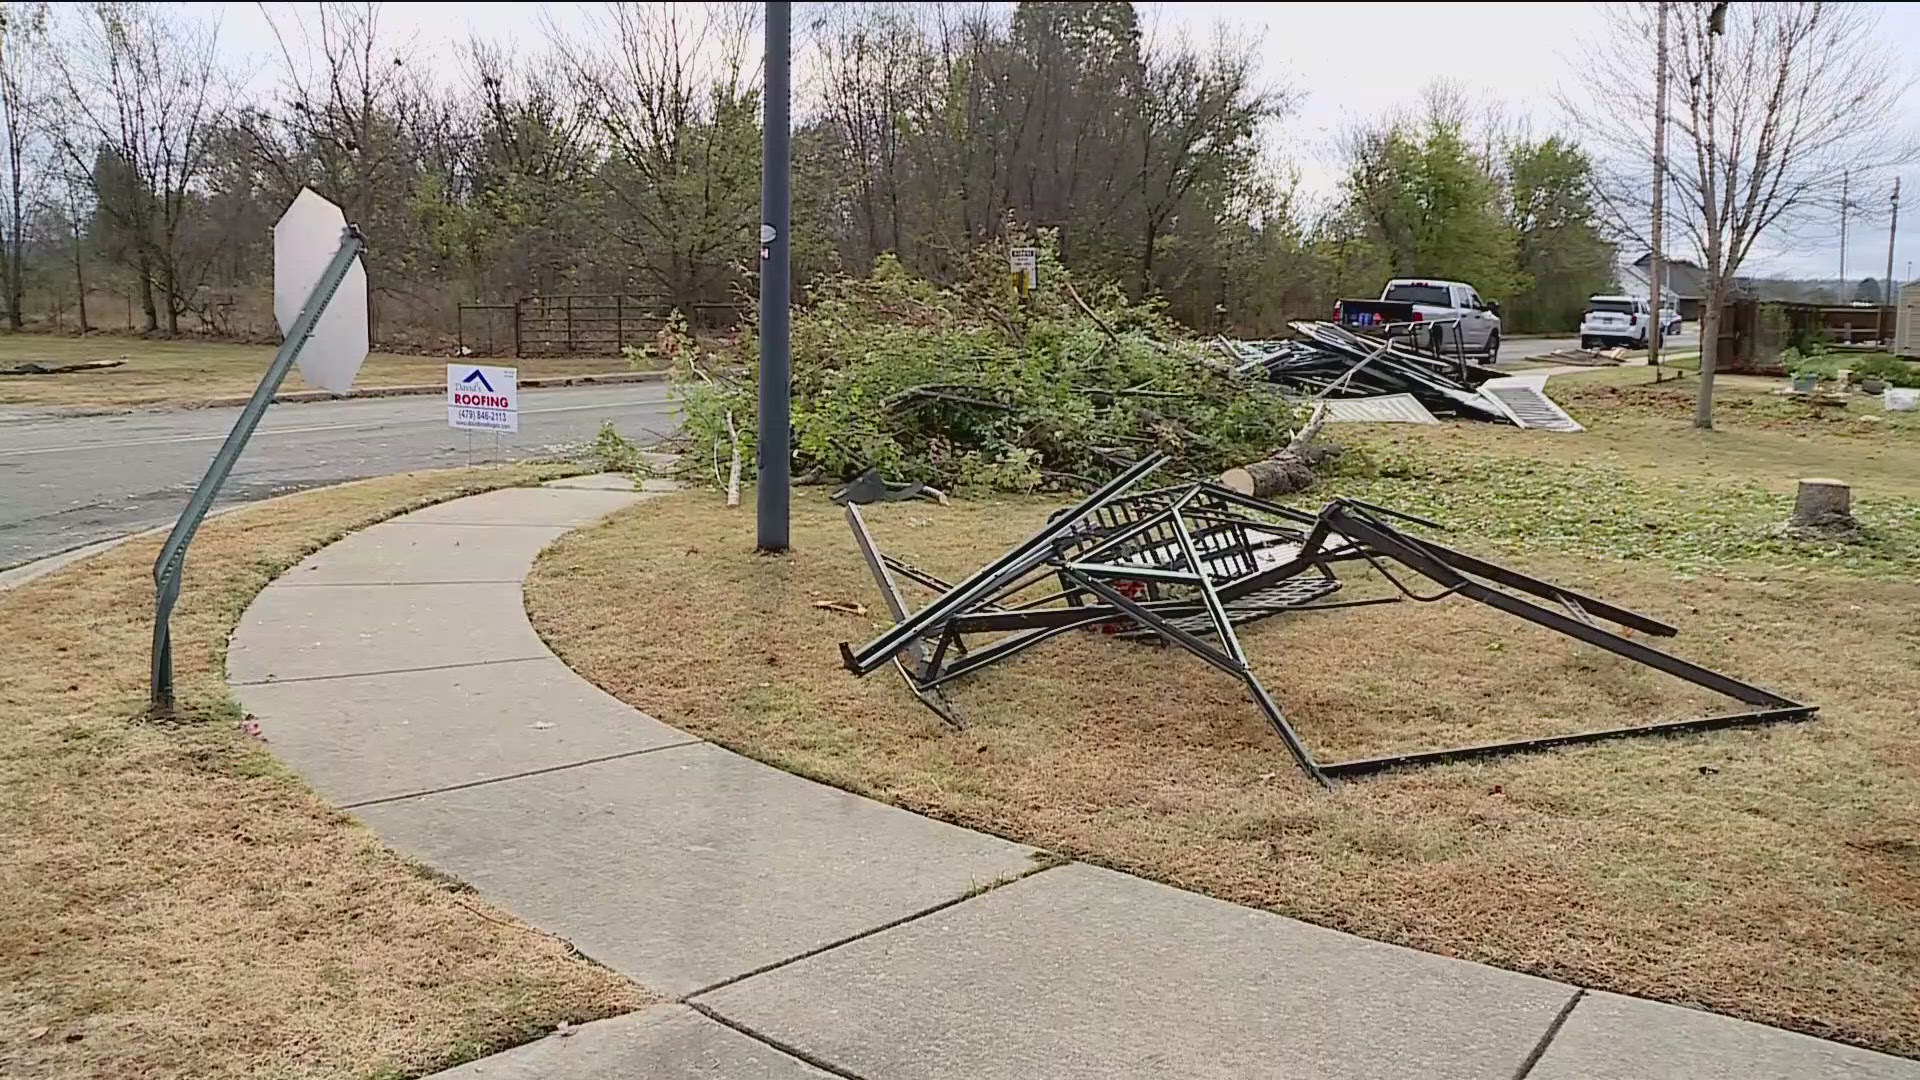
[1580,295,1679,348]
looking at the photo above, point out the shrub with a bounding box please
[673,239,1304,493]
[1848,353,1920,388]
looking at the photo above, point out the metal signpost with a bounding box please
[150,191,368,713]
[757,0,792,552]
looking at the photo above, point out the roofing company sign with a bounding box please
[447,364,519,432]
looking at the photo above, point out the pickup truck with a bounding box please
[1334,279,1503,358]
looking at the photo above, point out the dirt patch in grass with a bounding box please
[528,487,1920,1057]
[0,333,649,411]
[0,464,647,1079]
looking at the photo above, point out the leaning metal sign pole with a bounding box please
[757,0,792,552]
[148,225,365,713]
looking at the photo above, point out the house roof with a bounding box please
[1621,255,1708,299]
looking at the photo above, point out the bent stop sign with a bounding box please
[274,189,368,394]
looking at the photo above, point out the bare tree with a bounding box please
[236,2,453,334]
[51,2,223,335]
[0,1,48,330]
[812,3,928,268]
[1569,1,1915,428]
[551,2,760,307]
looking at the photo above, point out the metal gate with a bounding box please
[457,295,743,357]
[456,304,516,357]
[516,294,667,356]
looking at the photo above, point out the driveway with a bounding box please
[1499,329,1699,363]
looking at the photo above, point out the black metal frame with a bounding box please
[839,453,1815,787]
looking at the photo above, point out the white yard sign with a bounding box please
[447,364,519,432]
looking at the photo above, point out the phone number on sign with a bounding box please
[448,406,516,432]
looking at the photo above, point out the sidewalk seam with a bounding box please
[341,739,706,809]
[276,579,525,588]
[1510,987,1585,1079]
[682,859,1067,1002]
[230,654,550,686]
[382,520,592,529]
[686,1001,876,1080]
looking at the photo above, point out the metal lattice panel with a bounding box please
[1476,377,1585,432]
[1123,578,1341,637]
[839,452,1813,789]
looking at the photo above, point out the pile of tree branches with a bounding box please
[673,243,1304,494]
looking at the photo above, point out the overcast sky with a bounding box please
[217,1,1920,283]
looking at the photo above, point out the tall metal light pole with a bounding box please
[757,1,792,552]
[1649,0,1668,367]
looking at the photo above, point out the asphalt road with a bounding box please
[0,328,1703,571]
[0,382,678,569]
[1497,329,1699,363]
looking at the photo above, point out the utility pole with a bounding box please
[1838,169,1849,300]
[757,1,791,553]
[1884,177,1901,344]
[1649,0,1668,368]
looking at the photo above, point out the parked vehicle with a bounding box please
[1334,279,1503,359]
[1660,303,1684,336]
[1579,295,1679,348]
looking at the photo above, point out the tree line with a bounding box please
[0,0,1619,348]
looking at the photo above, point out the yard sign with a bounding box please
[447,364,519,432]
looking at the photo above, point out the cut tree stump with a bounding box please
[1219,453,1315,498]
[1220,405,1329,499]
[1791,477,1854,529]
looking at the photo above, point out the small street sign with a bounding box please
[274,189,368,394]
[447,364,519,432]
[1009,246,1039,289]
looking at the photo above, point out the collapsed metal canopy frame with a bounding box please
[838,453,1814,787]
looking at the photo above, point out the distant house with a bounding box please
[1619,254,1709,320]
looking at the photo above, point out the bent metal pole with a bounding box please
[149,227,365,713]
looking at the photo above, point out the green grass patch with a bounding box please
[1325,450,1920,576]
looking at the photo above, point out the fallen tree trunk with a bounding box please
[1219,454,1315,498]
[1218,404,1327,498]
[0,359,125,376]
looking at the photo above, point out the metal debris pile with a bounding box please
[1213,323,1582,431]
[839,452,1812,787]
[1523,346,1627,366]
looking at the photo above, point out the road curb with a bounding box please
[198,369,667,410]
[0,465,597,593]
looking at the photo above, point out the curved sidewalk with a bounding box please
[229,477,1918,1080]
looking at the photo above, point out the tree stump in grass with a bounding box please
[1791,478,1854,530]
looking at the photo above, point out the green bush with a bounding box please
[1779,347,1840,379]
[1848,353,1920,388]
[674,239,1305,493]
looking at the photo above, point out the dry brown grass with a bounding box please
[528,489,1920,1057]
[1,464,647,1080]
[0,334,641,411]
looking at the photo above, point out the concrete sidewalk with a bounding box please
[229,477,1919,1080]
